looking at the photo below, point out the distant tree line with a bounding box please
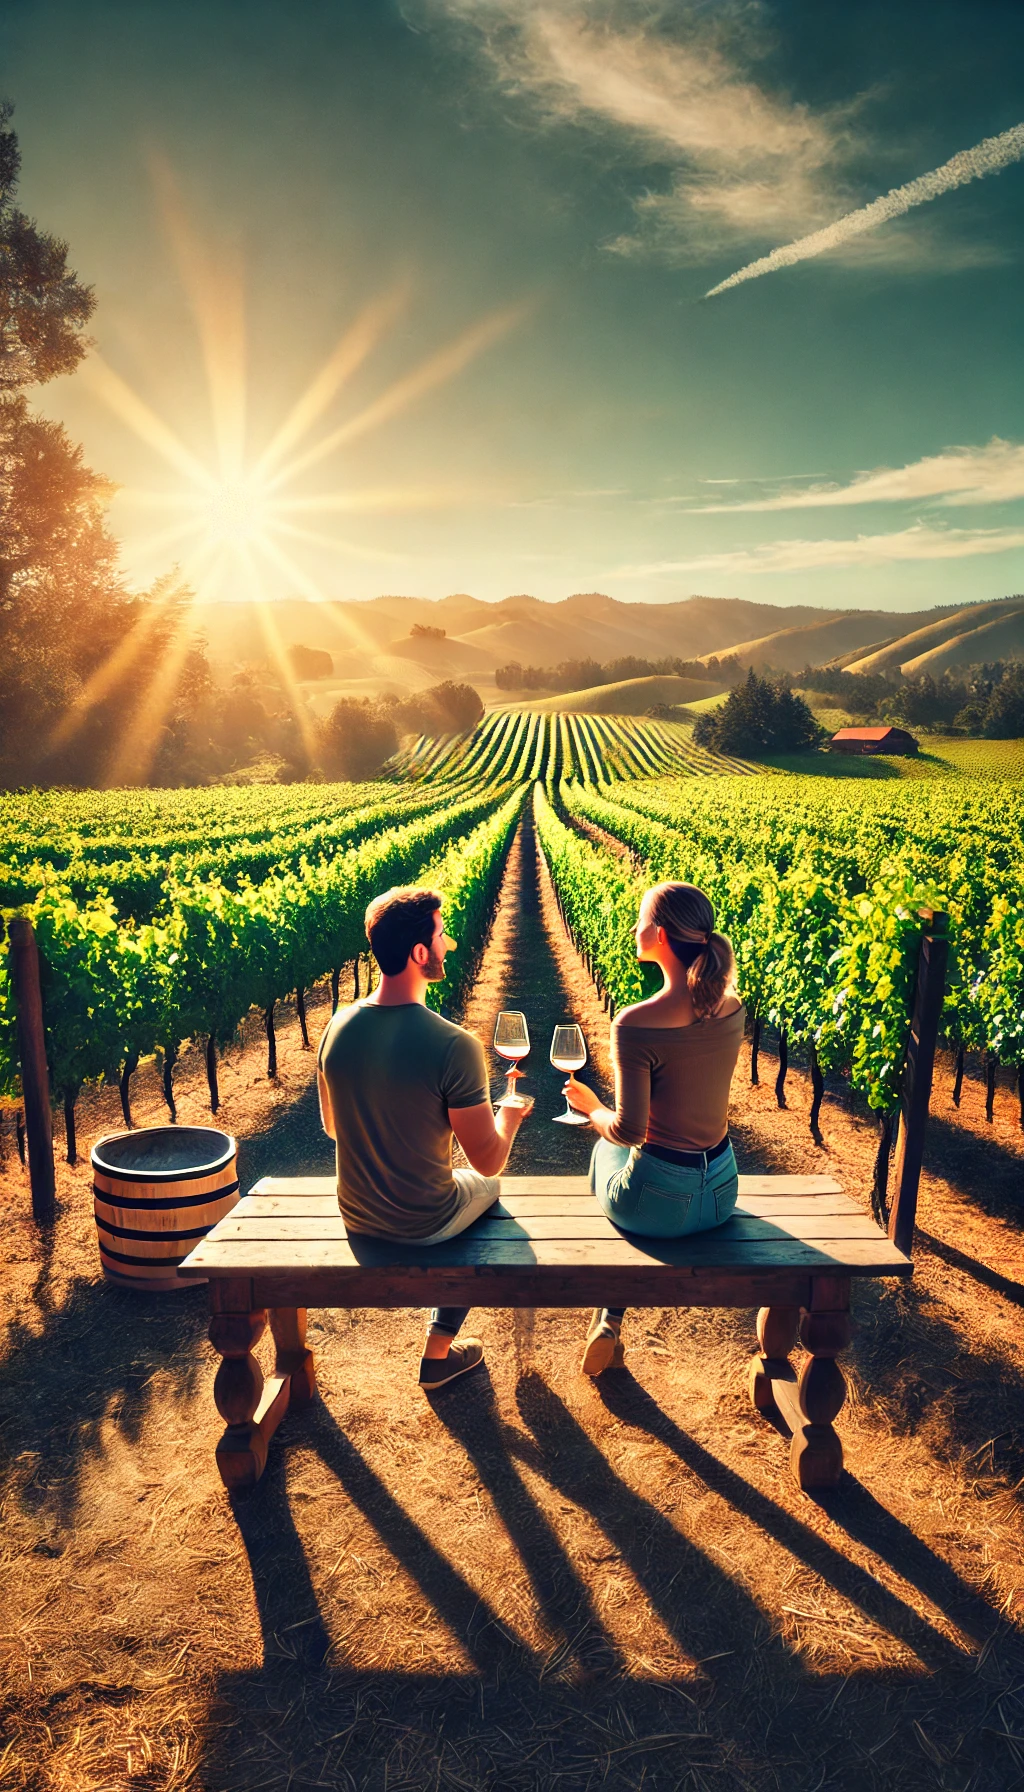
[495,653,739,693]
[318,681,484,781]
[793,659,1024,739]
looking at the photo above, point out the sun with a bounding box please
[200,477,274,549]
[62,154,529,778]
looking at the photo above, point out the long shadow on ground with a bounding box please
[203,1376,1024,1792]
[196,809,1024,1789]
[0,1267,209,1531]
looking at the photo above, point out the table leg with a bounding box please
[749,1278,851,1492]
[208,1287,317,1492]
[749,1304,800,1411]
[209,1280,269,1493]
[270,1306,317,1406]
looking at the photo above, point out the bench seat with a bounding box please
[181,1174,911,1496]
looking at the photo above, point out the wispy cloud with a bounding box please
[428,1,860,259]
[428,4,1023,278]
[616,523,1024,578]
[690,438,1024,512]
[706,121,1024,295]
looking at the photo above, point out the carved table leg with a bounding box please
[270,1307,317,1407]
[749,1278,852,1493]
[749,1305,799,1410]
[209,1280,269,1493]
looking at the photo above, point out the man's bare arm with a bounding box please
[318,1066,336,1141]
[450,1098,532,1178]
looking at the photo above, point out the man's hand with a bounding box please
[450,1094,532,1178]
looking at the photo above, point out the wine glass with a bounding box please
[494,1011,530,1107]
[550,1023,589,1125]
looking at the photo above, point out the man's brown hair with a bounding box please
[364,886,443,976]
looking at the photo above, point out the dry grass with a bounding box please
[2,832,1024,1790]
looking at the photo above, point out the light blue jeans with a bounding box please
[590,1138,738,1238]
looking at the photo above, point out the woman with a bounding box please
[562,880,745,1376]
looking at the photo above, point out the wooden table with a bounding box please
[180,1174,912,1495]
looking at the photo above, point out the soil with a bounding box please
[2,810,1024,1791]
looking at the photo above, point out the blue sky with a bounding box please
[4,0,1024,610]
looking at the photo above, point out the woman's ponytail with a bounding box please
[687,931,731,1021]
[647,883,737,1021]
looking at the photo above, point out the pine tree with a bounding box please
[693,669,824,756]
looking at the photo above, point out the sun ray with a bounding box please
[270,518,408,563]
[274,484,496,514]
[116,489,212,512]
[120,518,207,567]
[105,602,199,786]
[150,151,247,481]
[48,577,188,750]
[256,533,394,657]
[255,530,350,600]
[79,353,217,489]
[266,300,533,490]
[79,162,534,609]
[251,589,323,767]
[252,279,412,480]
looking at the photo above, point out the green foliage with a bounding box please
[425,788,526,1014]
[389,681,484,736]
[559,774,1023,1107]
[0,778,479,918]
[318,698,400,782]
[0,783,512,1097]
[693,669,825,757]
[954,664,1024,739]
[390,708,750,785]
[494,652,736,693]
[533,784,649,1013]
[1,101,95,390]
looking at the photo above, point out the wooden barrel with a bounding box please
[91,1127,239,1292]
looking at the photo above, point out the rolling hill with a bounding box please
[193,592,860,680]
[499,674,725,715]
[188,591,1018,707]
[698,611,900,674]
[900,605,1024,677]
[843,597,1023,675]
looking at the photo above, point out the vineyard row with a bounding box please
[0,787,522,1131]
[536,782,1024,1129]
[391,707,752,785]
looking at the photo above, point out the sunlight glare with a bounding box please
[201,477,273,548]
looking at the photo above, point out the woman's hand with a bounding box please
[563,1076,600,1117]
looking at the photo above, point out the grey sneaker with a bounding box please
[581,1310,624,1376]
[418,1338,485,1390]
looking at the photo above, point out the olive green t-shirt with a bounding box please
[318,1000,490,1239]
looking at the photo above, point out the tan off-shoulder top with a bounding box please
[604,1005,746,1152]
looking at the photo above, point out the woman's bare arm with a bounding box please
[563,1024,648,1144]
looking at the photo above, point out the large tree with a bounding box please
[0,102,95,392]
[0,101,196,784]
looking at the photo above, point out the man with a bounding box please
[317,884,533,1390]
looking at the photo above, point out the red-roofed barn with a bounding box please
[830,725,919,756]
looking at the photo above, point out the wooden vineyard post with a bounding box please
[7,918,56,1223]
[887,910,948,1259]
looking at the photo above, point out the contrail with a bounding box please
[706,120,1024,296]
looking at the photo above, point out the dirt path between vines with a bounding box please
[2,805,1024,1791]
